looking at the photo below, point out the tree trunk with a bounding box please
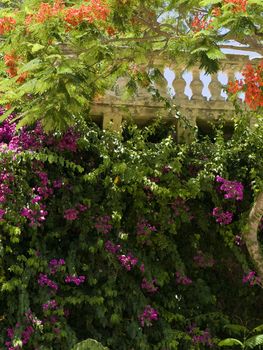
[244,192,263,284]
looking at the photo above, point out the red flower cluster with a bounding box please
[64,0,110,27]
[0,16,16,35]
[25,0,109,29]
[4,53,28,83]
[191,14,212,32]
[228,60,263,110]
[243,62,263,110]
[4,53,17,78]
[106,25,116,36]
[224,0,247,13]
[25,0,64,25]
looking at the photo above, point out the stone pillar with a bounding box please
[103,112,122,131]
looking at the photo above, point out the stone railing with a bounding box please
[90,45,262,140]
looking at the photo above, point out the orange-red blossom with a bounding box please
[4,53,28,84]
[228,61,263,110]
[25,0,110,28]
[0,16,16,35]
[224,0,248,13]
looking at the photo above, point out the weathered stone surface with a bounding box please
[90,49,262,141]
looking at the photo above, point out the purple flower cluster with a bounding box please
[42,299,58,311]
[216,176,244,201]
[105,240,121,254]
[34,185,53,200]
[65,275,85,285]
[0,112,80,155]
[171,197,193,220]
[175,271,192,285]
[162,165,172,174]
[64,203,88,221]
[140,264,145,273]
[242,271,261,286]
[53,179,63,188]
[38,273,58,292]
[0,171,13,204]
[139,305,158,327]
[188,325,213,348]
[141,277,158,293]
[21,204,48,227]
[192,330,213,347]
[118,254,138,271]
[5,325,34,349]
[0,113,16,144]
[64,208,79,221]
[36,171,48,186]
[49,258,65,274]
[25,310,42,325]
[136,219,157,236]
[57,128,79,152]
[235,235,244,246]
[2,120,47,152]
[0,208,6,221]
[212,207,233,225]
[95,215,112,234]
[148,176,160,183]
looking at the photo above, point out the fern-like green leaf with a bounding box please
[245,335,263,349]
[224,324,249,336]
[252,325,263,334]
[218,338,244,347]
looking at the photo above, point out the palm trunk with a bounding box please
[244,192,263,283]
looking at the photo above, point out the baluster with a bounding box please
[191,68,205,101]
[172,70,187,101]
[154,65,168,97]
[209,74,224,101]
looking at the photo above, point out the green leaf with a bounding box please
[191,46,209,54]
[31,43,45,53]
[218,338,244,347]
[18,59,42,73]
[248,0,263,5]
[0,106,16,123]
[57,65,74,75]
[245,335,263,349]
[71,339,108,350]
[224,324,249,336]
[200,0,221,5]
[206,48,226,60]
[252,325,263,333]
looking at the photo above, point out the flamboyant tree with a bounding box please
[0,0,261,128]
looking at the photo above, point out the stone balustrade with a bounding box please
[90,46,262,140]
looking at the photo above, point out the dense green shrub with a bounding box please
[0,114,263,349]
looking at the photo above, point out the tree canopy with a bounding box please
[0,0,261,129]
